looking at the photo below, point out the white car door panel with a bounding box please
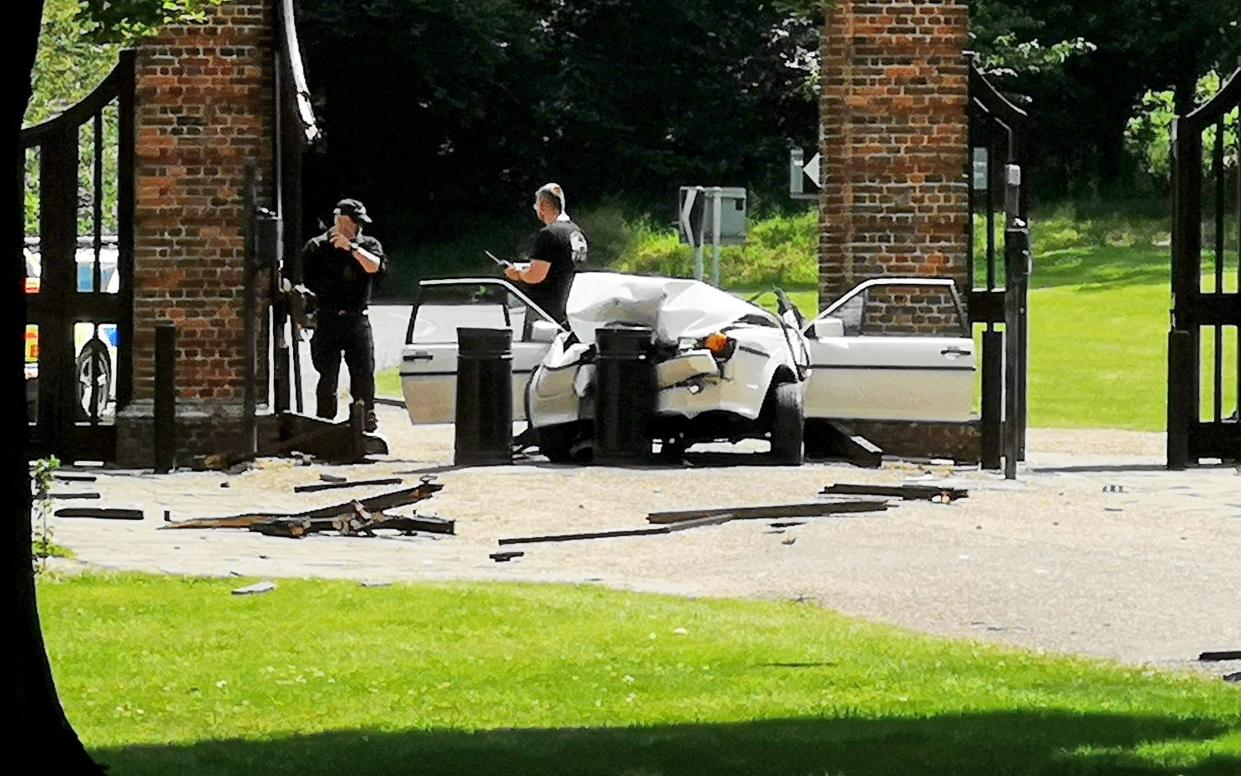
[401,281,561,425]
[804,279,975,422]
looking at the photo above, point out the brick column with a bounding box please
[817,0,977,462]
[819,0,969,304]
[118,0,277,467]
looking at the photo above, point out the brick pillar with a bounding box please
[817,1,978,462]
[819,0,969,304]
[118,0,277,467]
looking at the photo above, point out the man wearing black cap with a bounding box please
[302,198,386,431]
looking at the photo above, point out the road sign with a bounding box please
[789,148,822,200]
[677,186,747,286]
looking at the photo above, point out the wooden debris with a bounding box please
[232,581,276,596]
[769,521,806,529]
[647,500,888,525]
[162,482,444,531]
[293,477,403,493]
[319,473,348,483]
[51,492,102,500]
[490,551,525,562]
[1224,672,1240,683]
[499,514,735,546]
[53,473,97,483]
[806,421,883,468]
[821,483,969,502]
[1199,650,1241,662]
[54,507,143,520]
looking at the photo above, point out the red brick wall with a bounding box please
[132,0,274,402]
[819,0,970,314]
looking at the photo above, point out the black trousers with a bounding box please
[311,313,375,420]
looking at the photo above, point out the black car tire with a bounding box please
[769,381,804,466]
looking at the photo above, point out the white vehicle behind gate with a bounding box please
[400,273,976,464]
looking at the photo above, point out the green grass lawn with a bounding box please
[41,574,1241,775]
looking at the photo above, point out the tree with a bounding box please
[8,3,216,769]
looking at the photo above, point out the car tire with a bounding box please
[537,423,579,464]
[769,381,804,466]
[76,340,112,420]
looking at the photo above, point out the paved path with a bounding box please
[47,415,1241,678]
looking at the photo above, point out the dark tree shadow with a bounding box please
[93,711,1241,776]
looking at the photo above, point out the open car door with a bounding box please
[802,279,975,422]
[400,279,563,423]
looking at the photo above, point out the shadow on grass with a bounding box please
[93,711,1240,776]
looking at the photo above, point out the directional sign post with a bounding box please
[679,186,747,285]
[789,148,822,201]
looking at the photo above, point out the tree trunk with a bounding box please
[8,0,102,770]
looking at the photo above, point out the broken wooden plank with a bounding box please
[1199,650,1241,662]
[53,473,97,483]
[162,482,444,530]
[822,483,969,502]
[499,514,735,546]
[54,507,144,520]
[319,473,348,483]
[50,492,102,500]
[490,550,524,562]
[805,421,883,467]
[647,500,888,525]
[293,477,403,494]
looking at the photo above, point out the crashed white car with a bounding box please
[400,273,976,463]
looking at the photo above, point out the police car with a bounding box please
[24,237,120,420]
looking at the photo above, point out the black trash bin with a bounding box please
[454,328,513,466]
[593,325,655,464]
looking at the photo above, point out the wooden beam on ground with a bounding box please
[1199,650,1241,662]
[499,514,738,546]
[810,421,883,468]
[162,481,444,530]
[821,483,969,502]
[50,492,102,500]
[646,500,888,525]
[293,477,403,493]
[54,507,143,520]
[53,473,97,482]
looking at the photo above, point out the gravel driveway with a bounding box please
[46,410,1241,677]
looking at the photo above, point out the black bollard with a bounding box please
[593,325,655,464]
[454,328,513,466]
[153,322,177,473]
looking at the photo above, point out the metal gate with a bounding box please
[1168,65,1240,468]
[21,52,134,462]
[967,58,1031,475]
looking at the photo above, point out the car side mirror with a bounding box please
[529,319,561,343]
[810,317,845,338]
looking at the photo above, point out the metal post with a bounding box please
[242,162,258,459]
[593,325,655,464]
[693,190,706,282]
[153,322,177,473]
[454,328,513,466]
[980,329,1003,470]
[711,187,722,287]
[1003,223,1029,480]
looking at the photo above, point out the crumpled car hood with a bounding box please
[566,272,778,345]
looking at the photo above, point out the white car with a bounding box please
[400,273,976,464]
[25,237,121,421]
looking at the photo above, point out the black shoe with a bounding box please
[364,411,379,433]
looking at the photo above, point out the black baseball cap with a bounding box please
[334,198,372,224]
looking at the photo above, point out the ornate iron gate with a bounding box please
[967,59,1031,474]
[1168,65,1240,468]
[21,52,134,462]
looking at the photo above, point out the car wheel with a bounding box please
[769,381,804,466]
[76,340,112,420]
[537,423,579,464]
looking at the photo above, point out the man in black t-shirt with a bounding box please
[302,198,387,431]
[504,183,587,324]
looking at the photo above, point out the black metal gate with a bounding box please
[967,58,1031,476]
[21,52,134,462]
[1168,65,1240,468]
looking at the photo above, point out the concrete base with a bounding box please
[116,400,280,469]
